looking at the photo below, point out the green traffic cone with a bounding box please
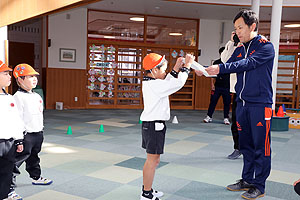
[99,124,104,133]
[139,119,142,124]
[67,126,72,135]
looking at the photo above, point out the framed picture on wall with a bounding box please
[59,48,76,62]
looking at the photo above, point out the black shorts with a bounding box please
[142,121,166,154]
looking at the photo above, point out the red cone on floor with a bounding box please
[277,106,284,117]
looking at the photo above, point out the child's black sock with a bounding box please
[142,189,154,199]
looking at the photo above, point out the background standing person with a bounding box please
[203,47,231,125]
[140,53,194,200]
[221,32,242,160]
[0,60,24,200]
[206,9,275,200]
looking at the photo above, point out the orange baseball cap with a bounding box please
[143,53,165,70]
[0,60,12,72]
[13,64,39,78]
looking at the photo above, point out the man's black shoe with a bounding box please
[227,179,253,191]
[241,186,264,199]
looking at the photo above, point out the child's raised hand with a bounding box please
[184,54,195,68]
[174,57,184,72]
[16,144,23,153]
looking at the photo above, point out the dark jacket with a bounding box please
[219,35,275,106]
[213,58,230,89]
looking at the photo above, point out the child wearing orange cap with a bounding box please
[140,53,194,200]
[8,64,52,200]
[0,60,24,200]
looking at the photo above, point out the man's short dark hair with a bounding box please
[233,9,259,31]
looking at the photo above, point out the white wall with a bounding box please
[48,8,87,69]
[0,26,7,63]
[198,19,233,66]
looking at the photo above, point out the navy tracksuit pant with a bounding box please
[207,87,231,119]
[236,103,272,194]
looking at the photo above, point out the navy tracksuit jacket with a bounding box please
[219,35,275,193]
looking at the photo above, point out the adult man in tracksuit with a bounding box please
[206,10,275,199]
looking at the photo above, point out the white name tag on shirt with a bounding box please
[155,122,164,131]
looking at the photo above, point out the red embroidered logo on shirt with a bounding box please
[10,103,14,107]
[237,53,242,58]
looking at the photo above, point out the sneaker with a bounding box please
[241,186,264,199]
[227,149,242,159]
[140,192,161,200]
[203,116,212,123]
[224,118,230,125]
[32,177,53,185]
[141,186,164,198]
[227,179,253,191]
[4,191,23,200]
[140,195,160,200]
[152,189,163,198]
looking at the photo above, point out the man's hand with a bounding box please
[174,57,184,72]
[211,84,215,91]
[184,54,195,69]
[194,70,203,76]
[206,65,220,75]
[16,144,23,153]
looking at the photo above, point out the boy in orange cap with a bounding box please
[9,64,52,199]
[0,60,24,200]
[140,53,194,200]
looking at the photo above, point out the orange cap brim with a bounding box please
[0,63,12,72]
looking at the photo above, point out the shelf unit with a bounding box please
[276,49,300,109]
[87,43,143,109]
[87,41,198,109]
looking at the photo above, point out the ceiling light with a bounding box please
[130,17,144,22]
[103,36,116,39]
[284,24,300,28]
[169,32,183,36]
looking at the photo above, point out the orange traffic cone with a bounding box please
[277,106,284,117]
